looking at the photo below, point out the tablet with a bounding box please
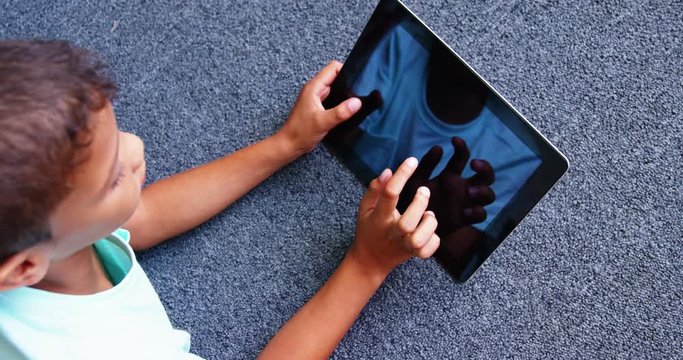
[323,0,568,282]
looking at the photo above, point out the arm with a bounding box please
[258,253,386,359]
[260,158,441,359]
[125,61,362,250]
[125,134,296,250]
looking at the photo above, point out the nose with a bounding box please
[119,131,145,172]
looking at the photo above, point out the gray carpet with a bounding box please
[1,0,681,358]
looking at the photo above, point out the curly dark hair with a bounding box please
[0,39,117,261]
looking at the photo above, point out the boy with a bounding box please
[0,40,439,359]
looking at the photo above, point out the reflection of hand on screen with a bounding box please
[345,89,383,128]
[397,136,496,237]
[436,226,483,277]
[333,89,383,146]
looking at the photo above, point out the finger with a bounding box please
[397,187,431,235]
[463,206,487,224]
[444,137,470,175]
[467,185,496,205]
[324,97,362,126]
[467,159,495,185]
[416,233,441,259]
[396,146,440,213]
[358,169,392,216]
[407,211,438,250]
[319,86,331,101]
[414,145,443,181]
[310,60,343,93]
[375,157,419,217]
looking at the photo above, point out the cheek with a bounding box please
[47,175,143,259]
[104,174,142,228]
[118,175,142,222]
[86,179,142,237]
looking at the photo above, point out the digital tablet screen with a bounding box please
[323,0,568,282]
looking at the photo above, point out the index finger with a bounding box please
[375,157,419,217]
[310,61,343,94]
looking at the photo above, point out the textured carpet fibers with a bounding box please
[1,0,681,358]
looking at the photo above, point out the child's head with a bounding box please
[0,40,146,290]
[426,44,488,125]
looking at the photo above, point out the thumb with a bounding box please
[326,97,362,126]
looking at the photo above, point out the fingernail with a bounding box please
[347,98,361,112]
[464,208,473,217]
[406,157,418,168]
[468,187,478,197]
[418,186,430,197]
[379,168,391,182]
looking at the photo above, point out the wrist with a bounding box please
[344,247,392,286]
[270,131,306,162]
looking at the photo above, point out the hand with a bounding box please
[277,61,362,156]
[397,137,496,237]
[348,157,441,277]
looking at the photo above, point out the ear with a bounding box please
[0,249,50,292]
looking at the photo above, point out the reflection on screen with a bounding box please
[325,1,544,281]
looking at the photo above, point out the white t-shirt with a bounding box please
[0,229,202,360]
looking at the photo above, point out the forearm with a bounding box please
[126,133,300,249]
[259,254,388,359]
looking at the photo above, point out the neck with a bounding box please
[31,246,112,295]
